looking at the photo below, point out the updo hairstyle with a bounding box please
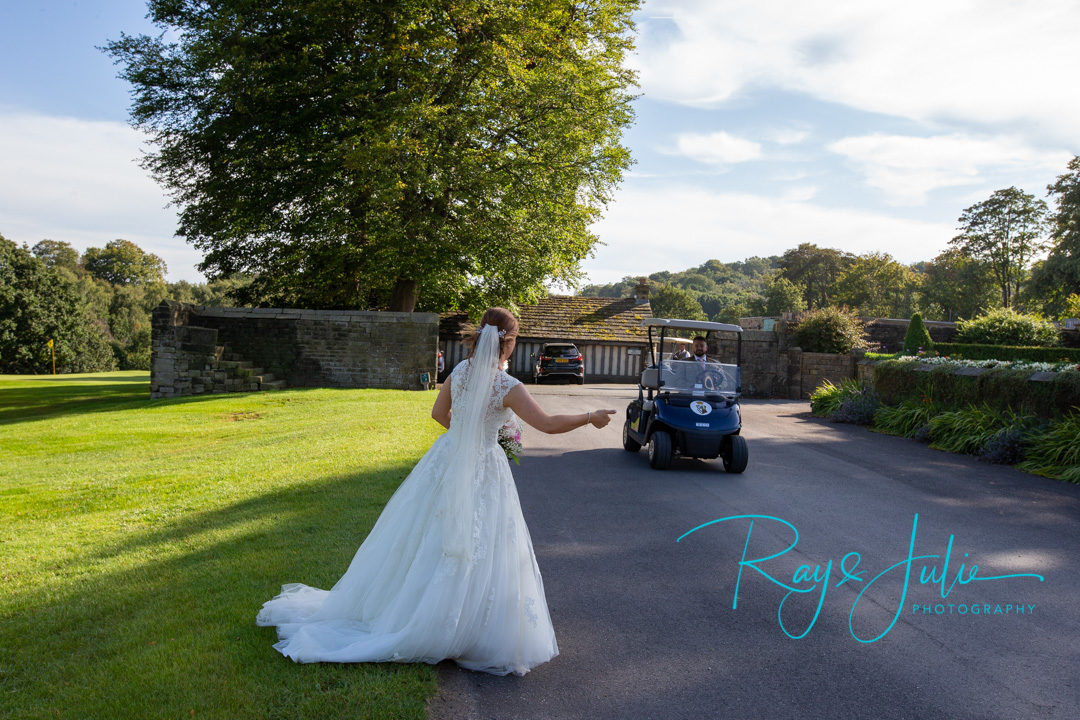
[465,307,519,361]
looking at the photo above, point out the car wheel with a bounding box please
[648,430,673,470]
[577,375,585,385]
[622,421,641,452]
[723,435,749,473]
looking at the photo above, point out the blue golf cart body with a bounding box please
[622,318,749,472]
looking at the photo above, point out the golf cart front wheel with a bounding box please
[648,430,673,470]
[723,435,749,473]
[622,421,641,452]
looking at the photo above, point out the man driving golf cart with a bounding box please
[622,318,748,472]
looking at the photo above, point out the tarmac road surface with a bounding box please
[426,384,1080,720]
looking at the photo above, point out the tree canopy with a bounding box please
[949,187,1048,310]
[104,0,641,313]
[31,240,81,271]
[82,238,168,286]
[648,284,707,322]
[778,243,854,310]
[919,248,997,321]
[0,235,115,373]
[1026,155,1080,316]
[832,251,918,318]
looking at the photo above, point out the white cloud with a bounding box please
[0,111,205,282]
[631,0,1080,142]
[662,131,762,165]
[769,128,810,146]
[582,183,953,285]
[780,185,818,203]
[828,133,1072,205]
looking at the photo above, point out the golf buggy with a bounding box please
[622,318,748,472]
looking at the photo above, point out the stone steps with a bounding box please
[210,345,287,390]
[184,344,288,395]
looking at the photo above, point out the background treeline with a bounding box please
[581,246,987,324]
[5,158,1079,374]
[585,158,1080,326]
[0,235,251,373]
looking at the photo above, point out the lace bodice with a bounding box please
[449,359,521,442]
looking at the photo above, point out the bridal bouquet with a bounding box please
[498,417,523,465]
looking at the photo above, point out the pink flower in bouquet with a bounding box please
[498,417,523,465]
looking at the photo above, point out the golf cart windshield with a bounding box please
[659,359,740,395]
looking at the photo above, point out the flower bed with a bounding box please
[932,342,1080,363]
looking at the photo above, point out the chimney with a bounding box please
[634,277,650,305]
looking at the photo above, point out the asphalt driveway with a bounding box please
[427,386,1080,720]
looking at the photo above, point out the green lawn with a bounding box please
[0,372,446,720]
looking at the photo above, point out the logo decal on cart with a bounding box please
[691,401,712,415]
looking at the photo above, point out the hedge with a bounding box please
[933,342,1080,363]
[871,358,1080,420]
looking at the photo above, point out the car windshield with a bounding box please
[543,346,579,357]
[658,359,739,394]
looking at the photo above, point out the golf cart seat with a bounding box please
[640,367,660,389]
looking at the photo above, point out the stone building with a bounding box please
[439,280,654,383]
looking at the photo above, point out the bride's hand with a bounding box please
[589,409,616,428]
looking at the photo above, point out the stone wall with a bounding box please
[856,359,875,385]
[709,330,788,397]
[792,350,858,399]
[150,299,439,398]
[707,321,866,399]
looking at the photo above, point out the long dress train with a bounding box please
[255,359,558,676]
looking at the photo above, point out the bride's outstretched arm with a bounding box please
[431,379,452,429]
[503,384,615,434]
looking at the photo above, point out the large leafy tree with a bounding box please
[649,284,706,322]
[949,186,1048,310]
[82,238,168,286]
[1026,155,1080,316]
[0,235,115,373]
[778,243,854,310]
[104,0,640,313]
[760,274,806,316]
[919,248,997,321]
[31,240,81,271]
[832,251,919,318]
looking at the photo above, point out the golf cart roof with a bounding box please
[642,318,743,333]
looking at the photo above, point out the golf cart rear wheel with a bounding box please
[723,435,748,473]
[648,430,673,470]
[622,421,641,452]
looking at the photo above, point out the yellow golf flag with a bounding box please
[47,338,54,348]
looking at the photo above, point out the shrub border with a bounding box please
[867,358,1080,421]
[934,342,1080,363]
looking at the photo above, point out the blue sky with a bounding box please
[2,1,1078,286]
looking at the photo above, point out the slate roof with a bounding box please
[440,296,653,344]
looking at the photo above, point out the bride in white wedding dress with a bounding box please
[256,307,615,676]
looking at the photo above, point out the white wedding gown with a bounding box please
[255,359,559,676]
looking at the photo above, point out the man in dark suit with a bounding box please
[690,336,710,363]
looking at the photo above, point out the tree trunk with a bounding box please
[389,277,418,312]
